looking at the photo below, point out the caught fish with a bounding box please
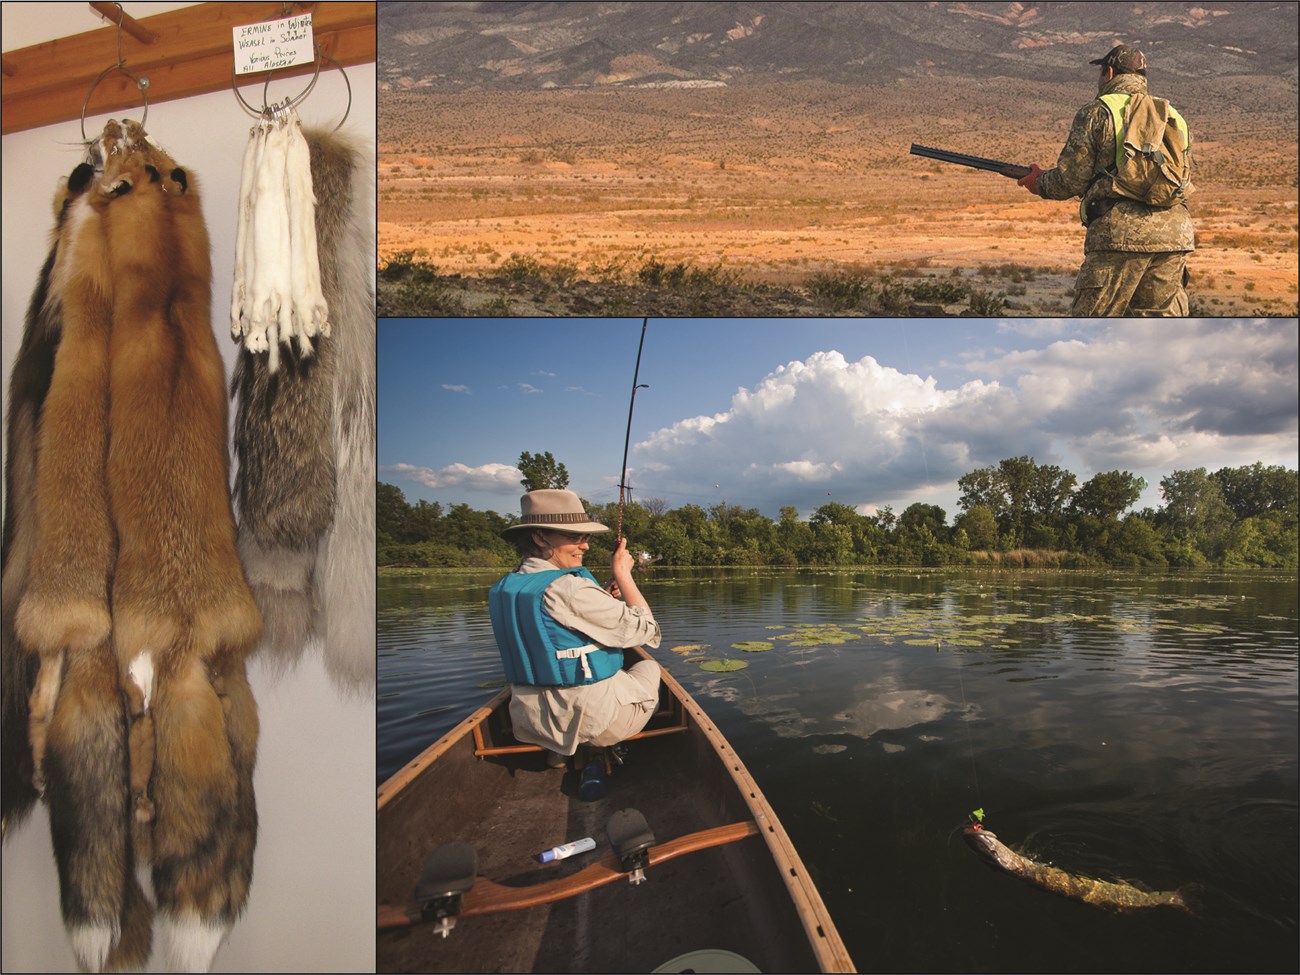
[963,825,1195,914]
[634,551,663,570]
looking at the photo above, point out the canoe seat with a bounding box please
[414,841,477,938]
[606,807,655,884]
[474,683,689,758]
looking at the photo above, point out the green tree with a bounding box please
[809,522,853,565]
[1212,463,1298,520]
[409,499,443,542]
[377,481,413,544]
[1105,516,1165,566]
[1158,468,1235,561]
[899,502,947,539]
[954,504,997,550]
[517,450,569,491]
[777,507,813,563]
[959,456,1077,543]
[1071,470,1146,521]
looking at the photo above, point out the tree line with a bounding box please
[378,456,1297,570]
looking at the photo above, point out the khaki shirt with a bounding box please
[506,558,662,755]
[1035,72,1195,254]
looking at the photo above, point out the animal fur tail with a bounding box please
[311,127,376,693]
[44,640,152,973]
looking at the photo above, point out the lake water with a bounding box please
[378,567,1298,973]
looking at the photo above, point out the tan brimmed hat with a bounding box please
[500,489,610,537]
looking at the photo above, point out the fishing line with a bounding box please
[901,327,982,814]
[616,318,649,541]
[954,653,983,809]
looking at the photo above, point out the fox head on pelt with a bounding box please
[91,118,192,201]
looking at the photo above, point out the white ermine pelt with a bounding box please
[231,107,330,373]
[3,120,262,973]
[232,124,374,693]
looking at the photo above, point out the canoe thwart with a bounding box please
[606,808,656,884]
[379,820,760,932]
[414,841,477,938]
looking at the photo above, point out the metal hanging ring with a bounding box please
[81,2,150,144]
[231,42,322,120]
[320,49,352,131]
[230,42,351,131]
[81,63,150,144]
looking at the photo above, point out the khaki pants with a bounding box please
[587,660,662,746]
[1069,250,1190,317]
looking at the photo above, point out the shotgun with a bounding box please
[909,144,1032,180]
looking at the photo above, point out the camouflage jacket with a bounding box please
[1036,73,1195,254]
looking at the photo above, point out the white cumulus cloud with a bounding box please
[383,462,520,491]
[631,323,1297,515]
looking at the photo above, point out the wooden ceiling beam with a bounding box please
[1,2,374,135]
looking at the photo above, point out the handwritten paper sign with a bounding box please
[233,13,315,75]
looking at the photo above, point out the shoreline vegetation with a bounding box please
[379,458,1298,572]
[376,248,1050,317]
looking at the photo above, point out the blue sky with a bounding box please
[379,319,1298,522]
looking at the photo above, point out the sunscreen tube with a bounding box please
[537,836,596,863]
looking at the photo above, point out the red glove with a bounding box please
[1017,163,1045,196]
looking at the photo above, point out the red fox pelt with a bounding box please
[3,120,261,973]
[3,159,94,834]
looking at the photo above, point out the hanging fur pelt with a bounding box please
[2,160,93,836]
[3,120,262,973]
[231,124,375,693]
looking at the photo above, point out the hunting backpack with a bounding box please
[1097,91,1194,208]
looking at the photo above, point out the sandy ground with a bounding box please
[378,81,1299,318]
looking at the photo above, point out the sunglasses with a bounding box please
[547,531,592,545]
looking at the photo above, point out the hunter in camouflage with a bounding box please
[1018,45,1195,316]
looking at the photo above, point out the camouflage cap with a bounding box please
[1090,44,1147,73]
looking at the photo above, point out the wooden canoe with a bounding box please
[377,645,856,973]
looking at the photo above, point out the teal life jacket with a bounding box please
[488,568,624,687]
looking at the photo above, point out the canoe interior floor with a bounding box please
[379,728,810,973]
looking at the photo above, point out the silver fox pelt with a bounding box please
[2,120,262,973]
[231,123,376,693]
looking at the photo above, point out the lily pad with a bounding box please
[671,644,710,654]
[698,659,750,673]
[787,627,858,647]
[732,641,774,652]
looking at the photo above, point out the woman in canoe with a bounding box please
[489,489,662,765]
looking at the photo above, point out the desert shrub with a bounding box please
[908,280,967,303]
[396,279,468,316]
[588,256,630,283]
[380,249,437,283]
[494,254,546,281]
[872,276,910,313]
[967,288,1008,315]
[807,271,870,311]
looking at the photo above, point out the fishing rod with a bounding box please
[616,318,649,542]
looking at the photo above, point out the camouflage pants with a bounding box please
[1069,250,1190,317]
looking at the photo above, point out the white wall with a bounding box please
[2,4,377,972]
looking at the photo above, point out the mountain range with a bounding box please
[377,1,1299,92]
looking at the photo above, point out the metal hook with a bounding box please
[231,43,352,132]
[80,2,150,144]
